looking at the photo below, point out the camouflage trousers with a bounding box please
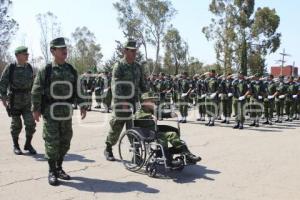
[249,98,263,119]
[10,104,36,139]
[221,98,232,118]
[95,89,102,104]
[103,91,112,108]
[106,109,133,147]
[275,99,285,117]
[285,99,296,119]
[157,131,183,149]
[42,114,73,161]
[179,98,189,117]
[197,98,206,117]
[205,98,218,118]
[264,99,274,119]
[235,100,246,123]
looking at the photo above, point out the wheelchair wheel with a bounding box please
[118,129,147,172]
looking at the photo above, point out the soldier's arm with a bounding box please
[0,65,10,101]
[139,65,148,93]
[31,68,45,113]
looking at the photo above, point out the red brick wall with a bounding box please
[271,66,298,77]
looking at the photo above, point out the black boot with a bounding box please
[104,143,115,161]
[181,146,201,163]
[48,160,59,186]
[56,159,71,180]
[233,122,240,129]
[249,121,256,126]
[262,120,270,125]
[221,119,226,123]
[205,120,211,126]
[24,136,37,155]
[13,137,22,155]
[239,123,244,129]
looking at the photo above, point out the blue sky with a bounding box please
[9,0,300,69]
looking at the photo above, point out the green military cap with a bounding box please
[50,37,67,48]
[124,39,137,50]
[15,46,28,55]
[210,69,216,73]
[141,92,158,101]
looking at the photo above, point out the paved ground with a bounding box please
[0,105,300,200]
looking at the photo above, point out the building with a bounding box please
[270,65,298,77]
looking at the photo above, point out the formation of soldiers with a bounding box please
[146,70,300,129]
[77,71,112,112]
[1,37,300,186]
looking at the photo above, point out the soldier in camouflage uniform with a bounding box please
[248,74,265,127]
[31,37,87,186]
[94,72,104,109]
[0,46,37,155]
[274,75,287,123]
[103,71,112,113]
[219,74,233,124]
[82,70,95,111]
[104,40,147,161]
[263,75,277,125]
[285,76,298,122]
[196,74,207,121]
[233,72,250,130]
[296,77,300,120]
[205,69,219,126]
[134,92,201,167]
[178,72,192,123]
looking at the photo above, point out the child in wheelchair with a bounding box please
[134,92,201,168]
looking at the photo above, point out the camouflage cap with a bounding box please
[141,92,158,101]
[15,46,28,55]
[50,37,67,48]
[124,40,137,50]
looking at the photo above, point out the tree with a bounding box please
[163,27,188,75]
[0,0,18,74]
[203,0,281,76]
[114,0,149,61]
[69,26,103,74]
[136,0,176,74]
[36,12,62,63]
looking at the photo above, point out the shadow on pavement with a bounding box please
[61,177,160,194]
[33,153,95,163]
[161,164,221,183]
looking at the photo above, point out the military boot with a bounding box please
[24,136,37,155]
[104,143,115,161]
[180,145,201,163]
[48,160,59,186]
[233,122,240,129]
[13,137,22,155]
[56,159,71,180]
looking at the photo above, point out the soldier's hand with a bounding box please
[80,108,87,120]
[32,111,41,122]
[2,99,7,108]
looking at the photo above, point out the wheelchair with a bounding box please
[118,118,197,178]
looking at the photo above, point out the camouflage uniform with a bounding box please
[31,37,86,186]
[103,72,112,112]
[82,72,95,111]
[94,73,104,108]
[285,79,298,121]
[233,78,249,129]
[105,56,147,149]
[220,77,233,124]
[249,79,265,127]
[178,76,192,123]
[263,79,276,124]
[0,46,36,155]
[196,77,206,121]
[275,79,287,123]
[205,75,219,126]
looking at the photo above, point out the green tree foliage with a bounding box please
[0,0,18,74]
[203,0,281,76]
[69,26,103,74]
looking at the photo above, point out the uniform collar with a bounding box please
[16,62,27,67]
[52,60,65,68]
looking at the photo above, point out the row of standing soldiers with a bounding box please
[76,71,112,112]
[146,70,300,129]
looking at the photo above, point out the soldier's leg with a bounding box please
[106,117,126,147]
[22,108,37,154]
[11,114,23,154]
[228,98,233,122]
[285,100,291,121]
[55,119,73,180]
[221,100,227,123]
[275,100,281,122]
[263,100,269,123]
[249,100,256,126]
